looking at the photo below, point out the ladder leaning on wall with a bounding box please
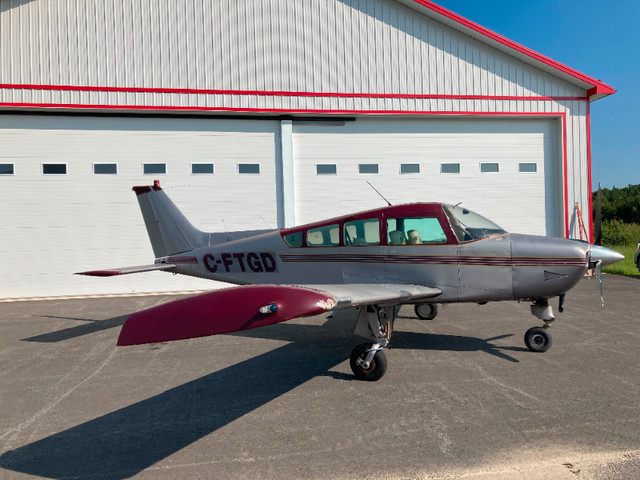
[574,203,589,241]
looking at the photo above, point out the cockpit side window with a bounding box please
[344,218,380,246]
[386,217,447,245]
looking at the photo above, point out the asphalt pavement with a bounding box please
[1,275,639,479]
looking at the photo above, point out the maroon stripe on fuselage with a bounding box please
[279,254,587,267]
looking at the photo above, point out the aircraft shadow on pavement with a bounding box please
[1,316,521,479]
[233,315,523,364]
[0,341,345,479]
[22,315,128,343]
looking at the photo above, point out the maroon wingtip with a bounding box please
[116,285,334,346]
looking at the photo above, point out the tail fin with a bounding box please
[133,182,209,258]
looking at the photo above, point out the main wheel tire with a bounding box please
[524,326,552,352]
[350,343,388,381]
[414,303,438,320]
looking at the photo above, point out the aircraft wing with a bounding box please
[117,283,441,346]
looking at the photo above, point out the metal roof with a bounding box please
[401,0,615,101]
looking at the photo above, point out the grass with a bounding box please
[602,244,640,278]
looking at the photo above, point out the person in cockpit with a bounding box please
[407,230,422,244]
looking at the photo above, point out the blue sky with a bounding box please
[434,0,640,189]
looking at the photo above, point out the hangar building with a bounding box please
[0,0,615,299]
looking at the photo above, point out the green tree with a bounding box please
[593,184,640,224]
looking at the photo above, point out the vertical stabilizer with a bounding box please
[133,182,209,257]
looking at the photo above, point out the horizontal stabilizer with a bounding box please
[75,264,176,277]
[117,285,336,346]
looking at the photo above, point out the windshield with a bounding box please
[442,204,507,242]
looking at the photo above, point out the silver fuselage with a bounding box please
[169,231,590,304]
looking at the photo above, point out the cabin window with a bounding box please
[192,163,214,174]
[387,217,447,245]
[306,224,339,247]
[519,162,537,173]
[143,163,166,175]
[0,163,14,175]
[283,231,303,247]
[238,163,260,174]
[344,218,380,246]
[400,163,420,174]
[440,163,460,174]
[42,163,67,175]
[358,164,379,174]
[316,164,337,175]
[480,162,499,173]
[93,163,118,175]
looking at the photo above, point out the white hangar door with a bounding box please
[0,115,279,299]
[292,117,560,237]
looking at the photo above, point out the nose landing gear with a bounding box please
[524,325,552,352]
[525,298,555,352]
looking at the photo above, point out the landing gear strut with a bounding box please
[350,305,395,381]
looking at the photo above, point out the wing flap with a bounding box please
[303,283,442,308]
[117,284,336,346]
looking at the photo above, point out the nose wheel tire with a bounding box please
[414,303,438,320]
[524,326,552,352]
[350,343,388,381]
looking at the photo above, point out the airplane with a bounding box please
[78,180,624,381]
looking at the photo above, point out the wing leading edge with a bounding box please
[117,283,441,346]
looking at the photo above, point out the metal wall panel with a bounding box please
[0,114,279,298]
[0,0,585,100]
[292,117,558,237]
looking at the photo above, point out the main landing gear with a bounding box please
[524,298,556,353]
[349,305,395,381]
[414,303,438,320]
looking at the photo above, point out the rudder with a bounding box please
[133,181,209,258]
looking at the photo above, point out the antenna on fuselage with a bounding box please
[366,181,392,206]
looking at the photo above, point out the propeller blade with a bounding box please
[588,244,623,308]
[594,184,602,245]
[595,260,604,307]
[558,293,566,313]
